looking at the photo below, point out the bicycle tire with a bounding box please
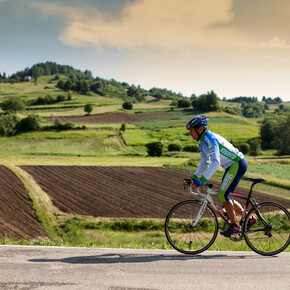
[165,200,218,255]
[243,202,290,256]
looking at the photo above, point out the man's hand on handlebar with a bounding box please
[183,178,195,190]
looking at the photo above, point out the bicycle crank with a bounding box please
[230,232,243,242]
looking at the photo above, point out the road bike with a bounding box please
[165,177,290,256]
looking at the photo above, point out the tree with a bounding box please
[122,101,133,110]
[260,116,280,149]
[243,103,264,118]
[168,143,182,151]
[239,143,250,155]
[120,123,126,132]
[0,113,20,136]
[2,97,25,112]
[77,80,90,95]
[146,142,163,157]
[31,66,44,83]
[84,103,93,115]
[177,99,190,108]
[127,86,144,102]
[192,90,220,112]
[249,138,261,156]
[20,115,41,131]
[273,113,290,155]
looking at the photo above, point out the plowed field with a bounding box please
[1,165,289,240]
[0,166,48,239]
[20,166,290,218]
[43,112,175,124]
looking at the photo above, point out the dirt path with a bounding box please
[43,112,176,124]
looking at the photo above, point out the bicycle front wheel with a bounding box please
[165,200,218,255]
[244,202,290,256]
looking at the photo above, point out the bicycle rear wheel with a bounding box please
[165,200,218,255]
[244,202,290,256]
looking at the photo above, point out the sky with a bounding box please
[1,0,290,101]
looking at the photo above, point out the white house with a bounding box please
[24,76,32,81]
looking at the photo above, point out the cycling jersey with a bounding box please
[192,130,244,182]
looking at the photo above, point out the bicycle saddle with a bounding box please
[245,177,266,184]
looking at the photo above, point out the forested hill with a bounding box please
[0,61,184,101]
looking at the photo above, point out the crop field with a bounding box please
[1,165,289,243]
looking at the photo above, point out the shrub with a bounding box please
[177,99,190,108]
[239,143,250,155]
[54,119,75,130]
[249,138,261,156]
[146,142,163,157]
[120,123,126,132]
[224,107,239,115]
[84,103,93,115]
[20,114,41,131]
[183,144,199,152]
[122,101,133,110]
[0,113,20,136]
[2,97,25,112]
[168,143,182,151]
[63,122,75,130]
[57,95,66,102]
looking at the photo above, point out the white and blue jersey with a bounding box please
[193,131,244,182]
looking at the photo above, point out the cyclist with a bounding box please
[186,115,254,237]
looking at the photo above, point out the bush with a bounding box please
[239,143,250,155]
[0,113,20,136]
[20,114,41,131]
[122,101,133,110]
[177,99,190,108]
[84,103,93,115]
[183,144,199,152]
[168,143,182,151]
[249,138,261,156]
[2,97,25,112]
[54,119,75,130]
[146,142,163,157]
[224,107,239,115]
[120,123,126,132]
[56,95,66,102]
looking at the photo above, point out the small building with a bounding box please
[24,76,32,82]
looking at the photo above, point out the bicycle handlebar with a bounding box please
[183,178,216,197]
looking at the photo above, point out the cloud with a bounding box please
[258,36,290,49]
[35,0,237,50]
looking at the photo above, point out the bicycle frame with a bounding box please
[189,184,272,233]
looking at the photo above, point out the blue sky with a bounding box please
[1,0,290,101]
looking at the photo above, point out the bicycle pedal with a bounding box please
[230,233,242,238]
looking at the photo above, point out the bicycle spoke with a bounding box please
[165,200,218,255]
[244,202,290,256]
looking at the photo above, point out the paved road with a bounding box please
[0,245,289,289]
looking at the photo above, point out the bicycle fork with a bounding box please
[190,198,208,229]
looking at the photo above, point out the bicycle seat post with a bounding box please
[245,177,266,200]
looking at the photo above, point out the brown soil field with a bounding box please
[20,166,290,218]
[43,112,176,124]
[0,166,48,240]
[1,165,289,240]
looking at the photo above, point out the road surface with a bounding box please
[0,245,289,289]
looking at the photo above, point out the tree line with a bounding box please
[1,62,186,104]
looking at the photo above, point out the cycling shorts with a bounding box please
[218,158,248,203]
